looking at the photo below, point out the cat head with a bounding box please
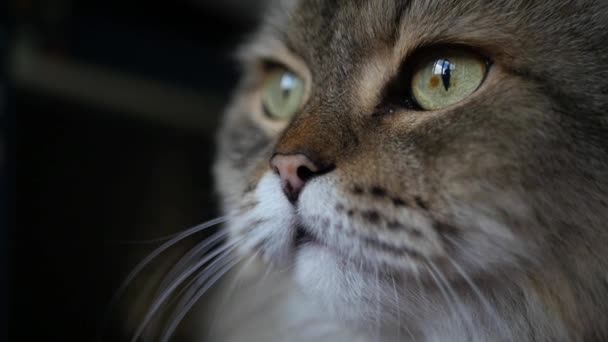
[214,0,608,328]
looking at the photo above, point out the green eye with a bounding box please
[262,69,305,120]
[411,51,487,110]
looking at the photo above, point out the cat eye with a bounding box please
[261,68,305,120]
[410,50,488,110]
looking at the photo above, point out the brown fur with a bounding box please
[213,0,608,340]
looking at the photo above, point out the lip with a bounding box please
[293,225,356,269]
[294,225,321,247]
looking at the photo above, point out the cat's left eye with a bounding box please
[410,50,488,110]
[261,68,305,120]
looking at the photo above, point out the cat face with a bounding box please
[215,0,608,329]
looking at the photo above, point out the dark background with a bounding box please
[4,1,265,340]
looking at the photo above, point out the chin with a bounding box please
[293,244,346,302]
[292,243,395,326]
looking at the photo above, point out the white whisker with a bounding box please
[447,257,505,338]
[390,275,402,342]
[130,237,241,342]
[166,246,239,326]
[444,236,506,338]
[116,217,228,300]
[374,263,381,342]
[160,254,243,341]
[156,231,232,316]
[156,229,229,293]
[424,262,459,326]
[207,251,260,339]
[99,216,229,340]
[427,260,473,340]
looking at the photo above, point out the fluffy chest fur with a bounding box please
[209,0,608,341]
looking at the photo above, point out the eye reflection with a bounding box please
[432,59,456,91]
[262,69,305,120]
[280,73,297,97]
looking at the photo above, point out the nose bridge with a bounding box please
[273,107,358,168]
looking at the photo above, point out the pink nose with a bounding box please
[270,153,320,202]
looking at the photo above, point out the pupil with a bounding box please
[280,74,294,99]
[433,59,454,91]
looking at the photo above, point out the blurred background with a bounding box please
[4,1,267,340]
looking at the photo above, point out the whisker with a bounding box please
[165,246,239,327]
[444,236,505,338]
[214,260,277,332]
[206,251,260,339]
[412,263,426,341]
[374,264,381,342]
[106,230,210,246]
[156,229,229,293]
[116,217,228,300]
[153,231,231,318]
[424,262,458,324]
[390,275,402,342]
[258,258,275,284]
[447,257,505,337]
[130,237,241,342]
[160,253,244,341]
[281,317,342,341]
[427,260,473,340]
[99,216,229,340]
[397,256,419,342]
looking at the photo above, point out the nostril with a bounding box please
[296,166,314,182]
[270,153,333,202]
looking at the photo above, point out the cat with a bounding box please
[126,0,608,341]
[208,0,608,340]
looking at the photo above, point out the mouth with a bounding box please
[293,224,355,269]
[294,225,321,247]
[292,222,415,278]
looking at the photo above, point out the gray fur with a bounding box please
[213,0,608,341]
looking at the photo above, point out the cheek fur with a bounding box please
[228,173,296,263]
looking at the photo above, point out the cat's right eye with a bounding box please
[261,68,305,120]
